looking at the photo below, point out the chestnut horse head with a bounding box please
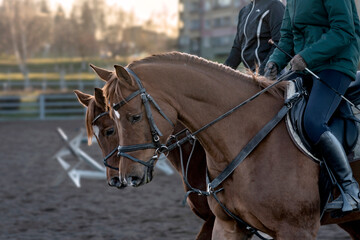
[94,63,178,186]
[74,88,126,188]
[97,52,327,238]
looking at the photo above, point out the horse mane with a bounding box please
[128,51,286,98]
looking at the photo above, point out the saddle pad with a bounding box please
[285,81,321,163]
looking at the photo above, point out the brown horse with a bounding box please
[74,88,123,188]
[74,88,216,240]
[99,52,360,239]
[74,89,360,240]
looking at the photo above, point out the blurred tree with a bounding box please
[0,0,179,73]
[1,0,51,90]
[101,8,127,58]
[144,8,177,54]
[69,1,100,69]
[101,8,137,58]
[0,7,11,56]
[72,0,106,32]
[52,6,74,57]
[88,0,106,34]
[40,0,50,14]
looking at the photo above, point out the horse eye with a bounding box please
[105,128,115,136]
[130,114,142,124]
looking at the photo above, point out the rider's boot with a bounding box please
[315,131,360,212]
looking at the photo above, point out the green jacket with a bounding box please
[268,0,360,80]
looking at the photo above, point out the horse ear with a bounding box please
[90,64,112,81]
[74,90,93,107]
[94,88,106,109]
[114,64,134,86]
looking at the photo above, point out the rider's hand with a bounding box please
[264,62,278,80]
[290,54,307,71]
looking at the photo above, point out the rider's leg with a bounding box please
[303,69,360,212]
[315,131,360,211]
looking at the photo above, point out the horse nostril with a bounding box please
[109,177,127,189]
[127,175,142,187]
[108,177,120,187]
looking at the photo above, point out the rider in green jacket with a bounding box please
[265,0,360,213]
[268,0,360,79]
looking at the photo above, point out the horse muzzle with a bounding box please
[108,176,127,189]
[125,164,154,187]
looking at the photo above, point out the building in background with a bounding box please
[178,0,248,61]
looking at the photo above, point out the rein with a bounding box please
[166,70,295,152]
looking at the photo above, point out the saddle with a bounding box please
[286,76,360,160]
[285,72,360,218]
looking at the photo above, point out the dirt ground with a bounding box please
[0,120,353,239]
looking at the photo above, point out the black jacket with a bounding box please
[225,0,284,74]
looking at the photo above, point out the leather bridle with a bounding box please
[91,111,119,170]
[91,112,109,125]
[102,67,174,172]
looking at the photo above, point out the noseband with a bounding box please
[102,67,174,171]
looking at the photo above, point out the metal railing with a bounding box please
[0,93,86,121]
[0,79,104,92]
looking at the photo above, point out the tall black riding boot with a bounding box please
[315,131,360,212]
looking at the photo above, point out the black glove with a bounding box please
[264,62,278,80]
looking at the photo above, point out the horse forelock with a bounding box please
[85,98,96,145]
[103,74,126,118]
[128,51,286,99]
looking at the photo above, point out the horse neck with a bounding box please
[133,61,284,166]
